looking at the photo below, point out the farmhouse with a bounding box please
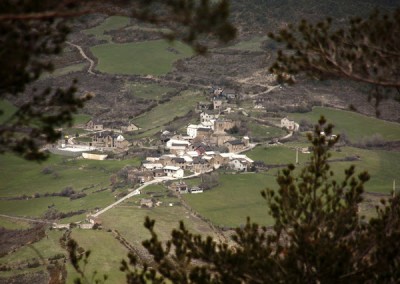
[142,162,163,171]
[166,139,190,155]
[163,166,184,178]
[223,89,237,100]
[140,198,154,208]
[281,117,299,132]
[229,158,252,171]
[169,181,188,193]
[128,171,154,183]
[213,98,223,110]
[192,157,211,173]
[91,132,129,149]
[86,119,104,131]
[121,122,139,132]
[224,137,250,153]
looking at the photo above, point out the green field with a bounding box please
[183,173,277,227]
[0,228,129,284]
[83,16,130,42]
[91,40,193,75]
[40,63,86,80]
[125,82,175,100]
[246,145,309,165]
[289,107,400,142]
[101,202,217,246]
[0,216,31,230]
[247,122,286,140]
[66,229,129,284]
[0,100,16,123]
[133,90,204,131]
[0,154,141,218]
[227,36,268,52]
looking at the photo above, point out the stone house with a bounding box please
[223,89,236,100]
[92,131,125,148]
[213,98,223,110]
[196,127,213,139]
[128,171,154,183]
[153,169,166,178]
[281,117,299,132]
[169,181,188,193]
[121,122,139,133]
[171,157,187,169]
[187,124,212,138]
[200,112,219,127]
[224,137,249,153]
[209,154,226,169]
[166,139,190,155]
[229,159,251,171]
[192,157,210,173]
[142,162,163,171]
[86,119,103,131]
[140,198,154,208]
[214,119,236,134]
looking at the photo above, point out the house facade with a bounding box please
[163,166,184,178]
[281,117,299,132]
[86,119,103,131]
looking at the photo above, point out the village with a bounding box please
[52,87,300,195]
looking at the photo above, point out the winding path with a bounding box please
[66,41,95,75]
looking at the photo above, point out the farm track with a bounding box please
[66,41,95,75]
[0,214,53,224]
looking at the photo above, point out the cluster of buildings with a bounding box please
[128,150,254,184]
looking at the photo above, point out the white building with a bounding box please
[281,117,299,132]
[142,163,164,170]
[163,166,184,178]
[186,124,212,138]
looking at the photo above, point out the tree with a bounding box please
[67,118,400,283]
[0,0,236,160]
[269,8,400,115]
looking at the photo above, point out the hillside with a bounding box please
[1,1,400,283]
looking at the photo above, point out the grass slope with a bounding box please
[289,107,400,142]
[183,173,276,227]
[83,16,130,42]
[133,90,204,131]
[125,82,174,100]
[0,154,141,218]
[91,40,193,75]
[66,229,128,284]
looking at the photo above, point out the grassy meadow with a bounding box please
[91,40,193,75]
[289,107,400,142]
[133,90,204,131]
[40,63,86,80]
[125,82,175,100]
[0,100,16,123]
[83,16,130,42]
[66,229,129,284]
[227,36,268,52]
[0,154,141,218]
[183,173,277,227]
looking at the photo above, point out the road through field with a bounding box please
[92,171,208,218]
